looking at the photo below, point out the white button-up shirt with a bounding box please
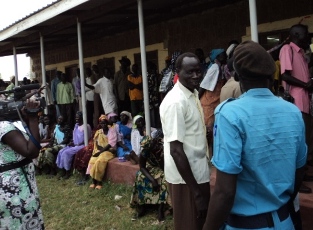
[160,81,210,184]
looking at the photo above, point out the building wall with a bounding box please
[29,0,313,80]
[43,42,168,77]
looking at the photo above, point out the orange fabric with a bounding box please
[200,80,224,143]
[128,75,143,100]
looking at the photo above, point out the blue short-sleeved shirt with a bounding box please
[212,88,307,216]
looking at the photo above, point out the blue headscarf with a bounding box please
[208,49,224,68]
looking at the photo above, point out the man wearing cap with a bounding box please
[160,52,210,230]
[280,24,313,194]
[203,41,307,230]
[114,57,131,114]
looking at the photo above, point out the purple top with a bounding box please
[75,78,81,96]
[73,123,91,145]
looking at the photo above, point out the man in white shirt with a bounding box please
[160,52,210,230]
[85,68,117,115]
[84,67,95,129]
[72,68,81,113]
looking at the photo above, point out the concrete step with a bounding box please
[210,167,313,230]
[104,159,312,229]
[104,157,139,186]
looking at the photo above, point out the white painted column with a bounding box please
[249,0,259,42]
[13,47,18,86]
[77,19,88,146]
[137,0,151,135]
[40,34,48,114]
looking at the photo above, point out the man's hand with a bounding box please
[151,179,160,192]
[305,79,313,91]
[194,191,209,219]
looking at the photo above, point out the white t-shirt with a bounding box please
[160,81,210,184]
[93,76,117,114]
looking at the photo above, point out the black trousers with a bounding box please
[86,100,94,129]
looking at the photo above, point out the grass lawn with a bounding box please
[36,174,174,230]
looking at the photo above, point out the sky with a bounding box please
[0,0,57,81]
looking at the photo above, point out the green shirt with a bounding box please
[56,82,74,104]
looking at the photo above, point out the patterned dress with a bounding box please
[0,121,44,230]
[130,135,169,207]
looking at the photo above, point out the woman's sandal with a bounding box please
[95,185,102,190]
[89,184,96,189]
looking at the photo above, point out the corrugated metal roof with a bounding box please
[0,0,242,56]
[0,0,60,32]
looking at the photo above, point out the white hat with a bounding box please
[226,44,237,57]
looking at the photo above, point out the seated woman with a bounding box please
[38,113,46,140]
[87,115,117,189]
[56,111,91,179]
[107,112,120,141]
[74,124,101,185]
[130,129,169,222]
[34,114,55,169]
[37,115,72,176]
[40,114,56,145]
[129,115,156,164]
[116,111,132,158]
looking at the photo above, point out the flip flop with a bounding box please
[89,184,96,189]
[95,185,102,190]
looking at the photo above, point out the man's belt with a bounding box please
[226,203,290,229]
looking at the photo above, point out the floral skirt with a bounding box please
[130,164,169,207]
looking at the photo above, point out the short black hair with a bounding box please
[290,24,308,35]
[228,40,240,46]
[175,52,199,71]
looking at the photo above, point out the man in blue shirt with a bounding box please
[203,41,307,230]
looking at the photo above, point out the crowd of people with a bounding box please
[1,23,313,230]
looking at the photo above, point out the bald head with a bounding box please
[289,24,310,49]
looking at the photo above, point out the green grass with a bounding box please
[36,174,174,230]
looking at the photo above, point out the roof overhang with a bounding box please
[0,0,241,57]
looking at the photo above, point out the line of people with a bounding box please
[2,23,312,229]
[159,24,312,230]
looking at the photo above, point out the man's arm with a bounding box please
[291,166,306,201]
[170,140,209,218]
[282,70,312,89]
[85,82,95,90]
[203,170,237,230]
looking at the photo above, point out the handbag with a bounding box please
[282,83,294,103]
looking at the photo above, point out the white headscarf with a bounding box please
[120,111,133,128]
[132,115,143,129]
